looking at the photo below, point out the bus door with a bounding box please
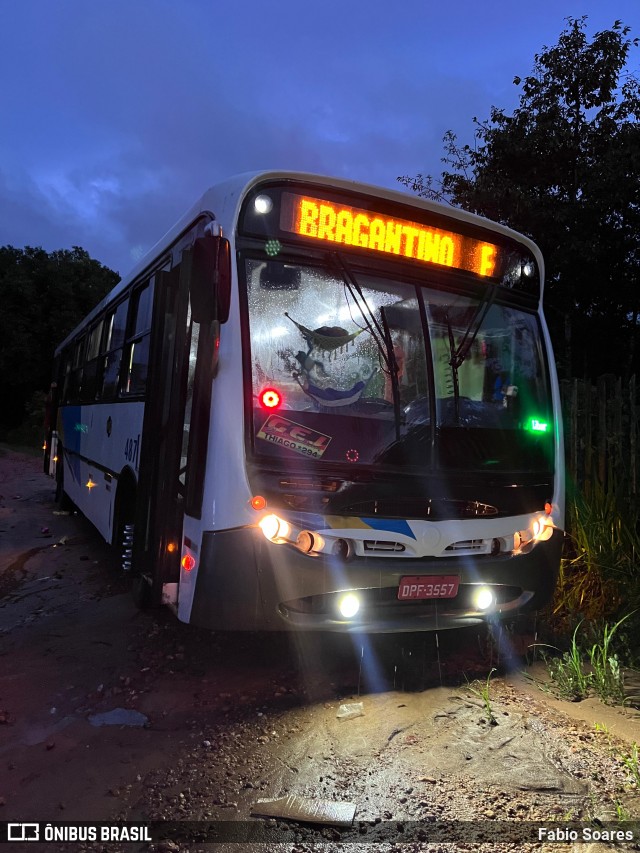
[132,233,226,606]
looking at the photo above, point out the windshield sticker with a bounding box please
[283,312,375,407]
[257,414,332,458]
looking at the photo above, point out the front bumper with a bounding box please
[188,526,562,632]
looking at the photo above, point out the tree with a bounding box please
[399,17,640,379]
[0,246,119,431]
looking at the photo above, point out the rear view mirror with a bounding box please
[259,261,300,290]
[190,235,232,324]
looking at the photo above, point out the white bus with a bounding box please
[45,171,564,632]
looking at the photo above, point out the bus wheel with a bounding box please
[55,460,75,511]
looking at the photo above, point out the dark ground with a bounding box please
[1,447,639,853]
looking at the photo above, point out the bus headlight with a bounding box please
[259,514,290,543]
[337,593,360,619]
[254,194,273,214]
[532,515,554,542]
[514,514,554,553]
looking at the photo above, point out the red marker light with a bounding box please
[251,495,267,510]
[181,553,196,572]
[260,388,282,409]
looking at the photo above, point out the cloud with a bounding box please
[1,0,638,273]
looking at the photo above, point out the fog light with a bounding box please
[297,531,314,553]
[297,531,325,554]
[333,538,352,560]
[515,528,533,551]
[473,587,494,610]
[338,593,360,618]
[259,514,290,542]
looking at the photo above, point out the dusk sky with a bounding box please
[2,1,639,277]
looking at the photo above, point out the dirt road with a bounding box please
[1,447,639,852]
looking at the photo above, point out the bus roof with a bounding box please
[56,170,543,354]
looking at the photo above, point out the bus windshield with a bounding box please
[244,257,553,473]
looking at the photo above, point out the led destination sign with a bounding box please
[282,193,500,277]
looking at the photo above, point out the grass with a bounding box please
[551,471,640,638]
[538,623,592,701]
[613,799,631,822]
[539,464,640,705]
[594,720,611,739]
[587,613,633,705]
[594,723,640,798]
[534,617,635,705]
[619,742,640,788]
[464,667,497,725]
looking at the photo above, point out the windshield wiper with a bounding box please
[449,284,497,371]
[446,284,497,424]
[330,253,402,440]
[444,312,461,424]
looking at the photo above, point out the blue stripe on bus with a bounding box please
[361,518,416,539]
[281,512,416,540]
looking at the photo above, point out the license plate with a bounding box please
[397,575,459,600]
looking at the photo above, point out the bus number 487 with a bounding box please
[124,435,140,466]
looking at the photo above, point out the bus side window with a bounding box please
[67,336,86,402]
[121,281,154,397]
[80,319,104,402]
[100,299,129,400]
[60,349,74,404]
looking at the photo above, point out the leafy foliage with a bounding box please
[0,246,119,431]
[399,17,640,379]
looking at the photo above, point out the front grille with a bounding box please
[279,478,340,492]
[340,498,499,520]
[444,539,486,552]
[363,540,406,553]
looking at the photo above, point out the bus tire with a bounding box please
[55,458,75,511]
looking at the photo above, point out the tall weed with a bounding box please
[553,471,640,632]
[538,617,636,706]
[540,623,592,701]
[587,613,634,705]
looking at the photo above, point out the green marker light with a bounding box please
[527,418,548,433]
[265,239,282,257]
